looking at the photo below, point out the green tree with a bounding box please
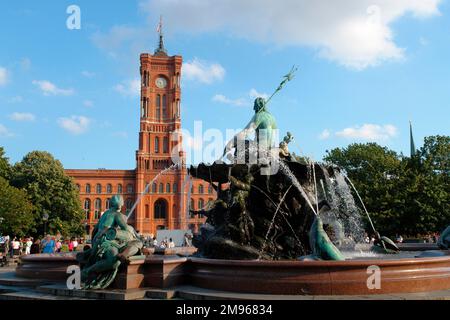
[323,137,450,237]
[11,151,84,237]
[0,177,35,236]
[0,147,11,180]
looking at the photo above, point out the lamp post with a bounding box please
[42,213,49,236]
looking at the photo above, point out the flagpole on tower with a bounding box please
[155,15,167,55]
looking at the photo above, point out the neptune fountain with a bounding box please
[12,68,450,298]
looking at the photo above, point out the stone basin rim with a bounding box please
[188,254,450,267]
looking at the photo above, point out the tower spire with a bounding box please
[155,15,167,55]
[410,120,416,157]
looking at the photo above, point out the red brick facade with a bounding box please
[66,45,211,236]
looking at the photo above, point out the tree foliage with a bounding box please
[11,151,84,237]
[0,147,11,180]
[0,177,35,236]
[324,136,450,237]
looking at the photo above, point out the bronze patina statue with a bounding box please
[76,195,143,289]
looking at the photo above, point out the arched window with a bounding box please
[155,137,159,153]
[106,198,110,210]
[94,198,101,220]
[117,184,123,194]
[191,185,195,194]
[106,184,112,194]
[96,184,102,194]
[198,184,204,194]
[84,199,91,220]
[163,137,169,153]
[159,183,164,193]
[190,198,195,210]
[156,94,161,119]
[208,184,213,194]
[145,204,150,219]
[152,183,157,193]
[154,199,167,219]
[198,198,204,210]
[125,198,133,214]
[162,94,167,118]
[85,184,91,194]
[166,183,171,193]
[127,184,134,194]
[173,183,178,193]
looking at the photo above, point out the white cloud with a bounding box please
[0,67,8,86]
[32,80,74,96]
[335,124,397,141]
[0,124,13,137]
[81,71,96,78]
[57,116,91,135]
[114,78,140,97]
[319,129,331,140]
[182,58,225,84]
[9,112,35,122]
[212,94,248,107]
[83,100,94,107]
[249,88,269,100]
[141,0,442,70]
[213,89,270,107]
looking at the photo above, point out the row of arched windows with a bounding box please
[153,136,169,153]
[83,198,133,220]
[191,184,214,195]
[77,183,134,195]
[147,182,178,194]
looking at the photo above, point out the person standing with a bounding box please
[41,235,55,254]
[168,238,175,249]
[25,237,33,255]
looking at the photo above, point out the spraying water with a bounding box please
[126,163,179,220]
[343,174,377,236]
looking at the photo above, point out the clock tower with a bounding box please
[134,25,187,234]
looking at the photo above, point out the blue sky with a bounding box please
[0,0,449,169]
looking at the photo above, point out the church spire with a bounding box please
[154,15,167,55]
[410,121,416,157]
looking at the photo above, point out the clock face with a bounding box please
[155,77,167,88]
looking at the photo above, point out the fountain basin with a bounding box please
[16,253,78,281]
[188,254,450,295]
[15,250,450,296]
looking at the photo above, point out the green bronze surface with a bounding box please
[76,195,143,289]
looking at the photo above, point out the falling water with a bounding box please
[126,163,179,220]
[276,160,318,216]
[343,174,378,236]
[323,168,366,243]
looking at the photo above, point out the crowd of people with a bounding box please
[364,232,440,244]
[0,234,87,259]
[141,232,193,249]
